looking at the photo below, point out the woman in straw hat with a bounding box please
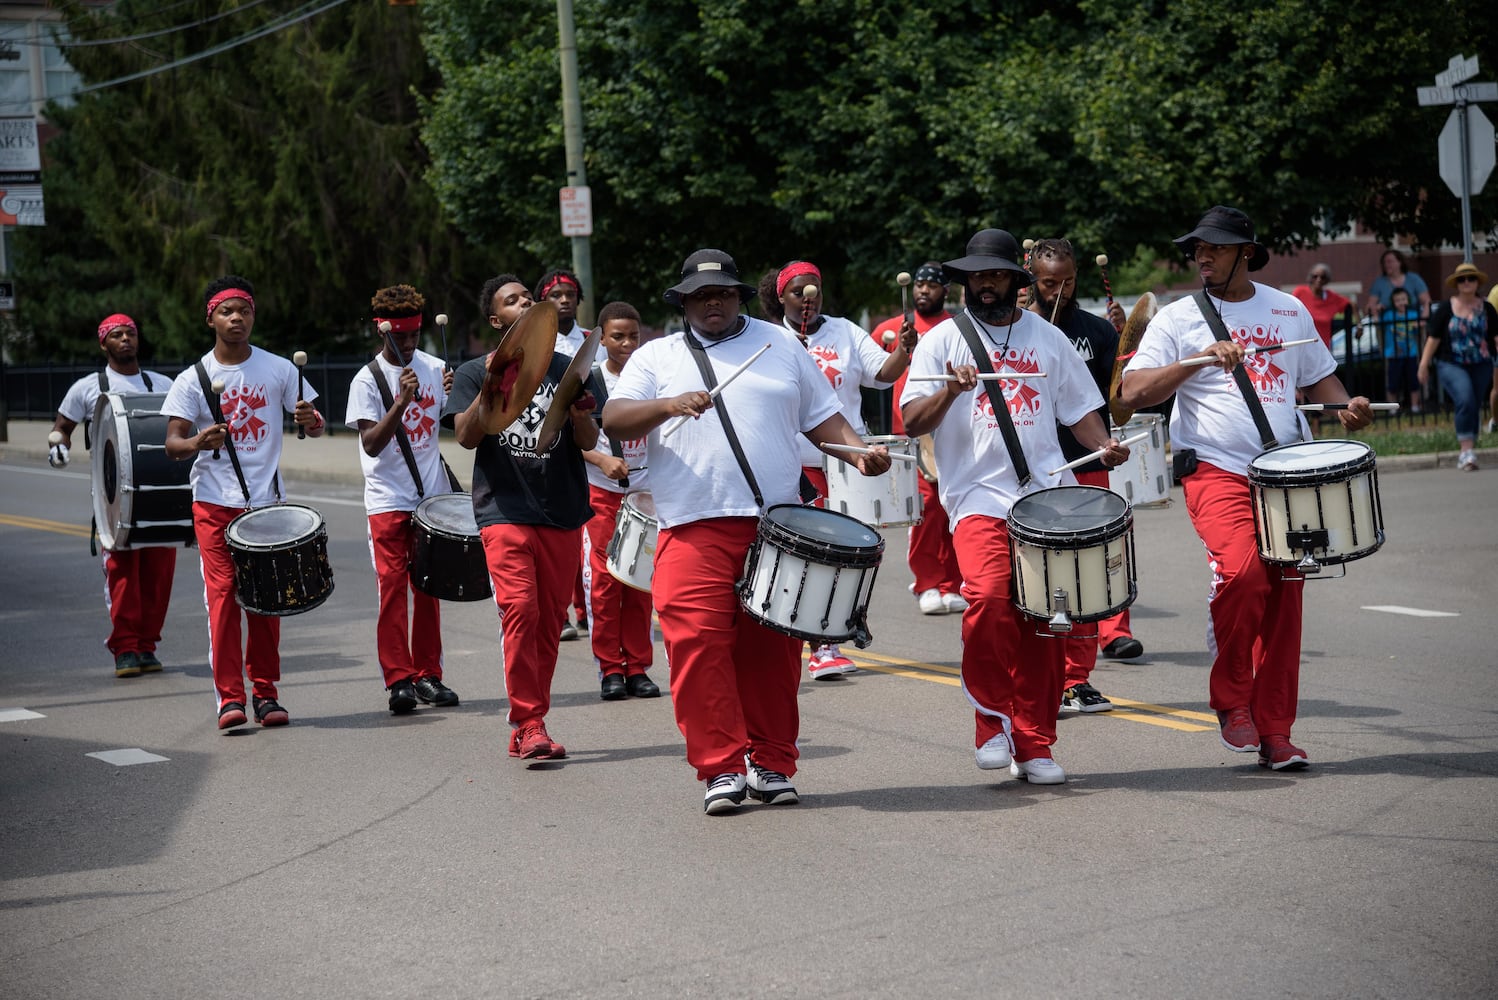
[1418,261,1497,471]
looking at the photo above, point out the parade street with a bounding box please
[1,440,1494,999]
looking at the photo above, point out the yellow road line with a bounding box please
[0,513,91,539]
[1107,696,1218,724]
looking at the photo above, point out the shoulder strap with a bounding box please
[952,311,1032,487]
[1193,291,1278,451]
[368,358,425,499]
[591,363,629,490]
[195,360,252,504]
[683,330,762,509]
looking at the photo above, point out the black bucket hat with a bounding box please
[1173,206,1269,271]
[942,229,1035,287]
[663,249,758,307]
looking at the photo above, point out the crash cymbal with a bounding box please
[1107,291,1158,427]
[482,301,558,437]
[534,325,604,453]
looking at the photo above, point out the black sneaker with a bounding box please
[1102,637,1144,660]
[625,673,661,698]
[413,676,459,707]
[114,651,142,678]
[253,696,289,727]
[388,680,418,714]
[1061,682,1114,714]
[600,673,627,701]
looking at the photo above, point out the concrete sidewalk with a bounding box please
[1,417,1492,486]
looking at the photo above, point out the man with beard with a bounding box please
[50,313,179,678]
[1027,239,1145,715]
[872,262,965,616]
[1118,206,1373,770]
[603,249,891,815]
[901,229,1129,785]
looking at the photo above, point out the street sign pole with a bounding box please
[1458,96,1473,261]
[1420,55,1495,262]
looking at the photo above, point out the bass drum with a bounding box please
[225,504,334,616]
[410,492,492,601]
[91,392,194,549]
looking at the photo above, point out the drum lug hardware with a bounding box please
[1295,552,1323,574]
[1047,588,1074,634]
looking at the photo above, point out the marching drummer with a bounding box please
[345,284,460,716]
[602,249,890,815]
[900,229,1128,786]
[1117,206,1372,771]
[443,274,597,763]
[579,301,661,701]
[162,275,326,731]
[49,313,179,679]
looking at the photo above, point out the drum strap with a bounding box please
[683,330,763,509]
[367,358,429,500]
[953,312,1032,487]
[194,361,253,505]
[1193,292,1278,451]
[590,363,628,490]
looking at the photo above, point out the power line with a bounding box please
[48,0,281,49]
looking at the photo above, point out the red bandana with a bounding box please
[206,288,255,321]
[375,315,421,334]
[540,274,579,300]
[97,313,137,345]
[776,262,821,298]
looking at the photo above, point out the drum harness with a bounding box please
[953,311,1032,488]
[1193,291,1280,453]
[194,361,264,509]
[366,358,462,497]
[589,363,628,490]
[682,327,764,511]
[87,370,157,557]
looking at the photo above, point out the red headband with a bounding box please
[375,315,421,334]
[540,274,579,300]
[97,313,137,345]
[206,288,255,321]
[776,262,821,298]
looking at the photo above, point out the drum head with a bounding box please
[415,493,480,535]
[1010,486,1129,536]
[227,504,322,547]
[765,504,882,550]
[1250,440,1373,475]
[624,492,655,519]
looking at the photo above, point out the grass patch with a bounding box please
[1318,413,1478,455]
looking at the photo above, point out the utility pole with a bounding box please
[556,0,594,327]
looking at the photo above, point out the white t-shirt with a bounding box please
[555,319,604,366]
[899,309,1103,523]
[785,314,892,466]
[345,349,450,514]
[1123,284,1336,476]
[160,346,318,508]
[587,363,650,494]
[58,368,174,427]
[608,317,841,529]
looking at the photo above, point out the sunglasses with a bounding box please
[1456,275,1480,283]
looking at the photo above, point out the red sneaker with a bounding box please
[1258,736,1309,771]
[510,723,567,760]
[1216,707,1259,752]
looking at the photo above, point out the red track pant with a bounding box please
[801,465,828,507]
[194,501,280,709]
[481,522,581,730]
[909,476,962,596]
[101,546,177,656]
[367,511,443,687]
[953,515,1066,762]
[1183,463,1303,739]
[655,518,802,780]
[1063,470,1136,686]
[582,487,653,677]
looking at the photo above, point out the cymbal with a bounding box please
[1108,291,1158,427]
[482,301,558,437]
[534,326,603,453]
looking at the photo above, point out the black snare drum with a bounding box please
[225,504,334,616]
[410,493,492,602]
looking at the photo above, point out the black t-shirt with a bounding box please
[441,352,593,530]
[1053,307,1119,471]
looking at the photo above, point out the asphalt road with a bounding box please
[1,443,1494,999]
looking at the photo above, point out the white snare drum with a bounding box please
[1007,486,1136,632]
[823,435,922,527]
[738,504,884,647]
[606,492,657,592]
[1248,439,1383,573]
[91,392,194,549]
[410,493,491,602]
[1108,413,1170,507]
[225,504,334,617]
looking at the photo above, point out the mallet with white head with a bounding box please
[293,351,309,440]
[47,430,68,468]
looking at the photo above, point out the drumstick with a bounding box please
[435,313,450,369]
[1096,254,1120,332]
[822,442,919,464]
[661,343,772,439]
[209,379,226,458]
[293,350,308,440]
[1179,337,1317,368]
[907,371,1048,382]
[1296,402,1400,412]
[1046,429,1152,477]
[798,283,819,342]
[898,270,912,328]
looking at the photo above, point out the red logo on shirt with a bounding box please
[808,344,845,391]
[1237,324,1288,394]
[972,347,1044,422]
[223,384,271,445]
[403,388,437,442]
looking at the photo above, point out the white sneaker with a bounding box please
[1458,449,1478,472]
[1010,757,1067,784]
[809,645,857,679]
[975,734,1012,770]
[941,592,969,613]
[703,772,747,814]
[918,588,946,615]
[745,756,800,805]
